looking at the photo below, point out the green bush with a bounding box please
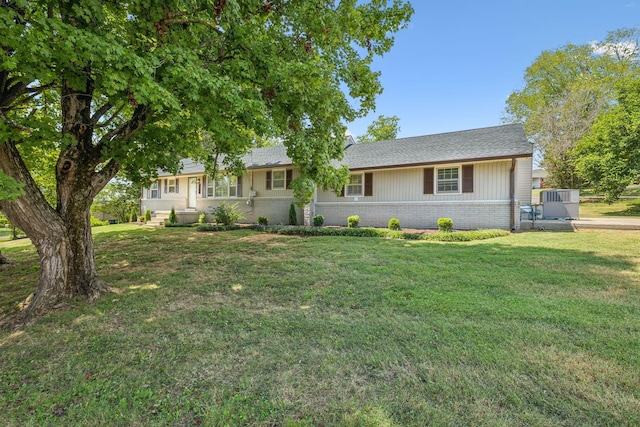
[437,217,453,232]
[258,216,269,226]
[138,215,145,223]
[211,202,244,226]
[168,207,177,224]
[90,216,109,227]
[198,213,206,224]
[144,209,151,222]
[288,202,297,225]
[196,224,241,232]
[347,215,360,228]
[130,208,138,223]
[388,217,400,230]
[312,214,324,227]
[165,223,197,228]
[245,225,509,242]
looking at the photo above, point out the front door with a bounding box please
[188,177,197,209]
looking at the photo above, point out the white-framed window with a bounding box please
[228,176,238,197]
[436,167,460,193]
[346,173,363,196]
[207,178,214,197]
[167,178,177,193]
[213,175,238,198]
[150,181,159,199]
[272,169,286,190]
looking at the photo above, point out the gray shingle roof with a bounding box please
[160,124,530,176]
[342,123,531,170]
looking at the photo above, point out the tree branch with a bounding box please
[91,102,114,125]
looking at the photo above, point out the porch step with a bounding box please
[147,211,170,227]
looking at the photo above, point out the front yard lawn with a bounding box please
[1,228,639,426]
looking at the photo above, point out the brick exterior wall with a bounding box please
[316,201,516,230]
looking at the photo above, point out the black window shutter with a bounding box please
[175,178,179,193]
[364,172,373,196]
[462,165,474,193]
[237,176,243,197]
[164,179,167,193]
[266,171,272,190]
[202,176,207,197]
[423,168,434,194]
[286,169,293,189]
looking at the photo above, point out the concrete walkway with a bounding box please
[522,217,640,231]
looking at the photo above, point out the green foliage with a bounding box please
[388,217,401,230]
[138,215,145,223]
[90,216,109,227]
[575,77,640,202]
[437,217,453,232]
[312,214,324,227]
[0,171,24,201]
[168,207,178,224]
[196,224,240,232]
[288,203,297,226]
[356,115,401,143]
[92,178,141,223]
[244,225,509,241]
[258,216,269,226]
[504,29,640,188]
[129,208,138,223]
[144,209,151,223]
[164,223,197,228]
[198,213,207,224]
[347,215,360,228]
[211,202,244,226]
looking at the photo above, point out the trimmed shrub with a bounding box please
[90,216,109,227]
[138,215,145,223]
[130,208,138,223]
[165,223,197,228]
[144,209,151,222]
[168,207,177,224]
[197,224,241,232]
[198,213,206,224]
[211,202,244,226]
[288,202,297,225]
[245,225,509,242]
[312,214,324,227]
[437,217,453,232]
[347,215,360,228]
[388,217,401,230]
[258,216,269,226]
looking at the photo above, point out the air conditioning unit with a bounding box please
[540,189,579,219]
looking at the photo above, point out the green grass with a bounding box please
[1,228,640,426]
[579,198,640,218]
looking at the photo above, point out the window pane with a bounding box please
[346,174,363,196]
[215,177,227,198]
[229,176,237,197]
[272,170,285,189]
[437,168,459,193]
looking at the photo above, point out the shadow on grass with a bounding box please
[1,229,639,425]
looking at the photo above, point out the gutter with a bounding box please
[510,157,516,231]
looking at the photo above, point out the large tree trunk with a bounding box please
[0,140,109,321]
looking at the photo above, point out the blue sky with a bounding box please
[345,0,640,139]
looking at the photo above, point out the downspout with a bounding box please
[510,157,516,231]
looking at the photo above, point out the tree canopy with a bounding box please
[356,114,401,143]
[0,0,413,319]
[503,28,640,190]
